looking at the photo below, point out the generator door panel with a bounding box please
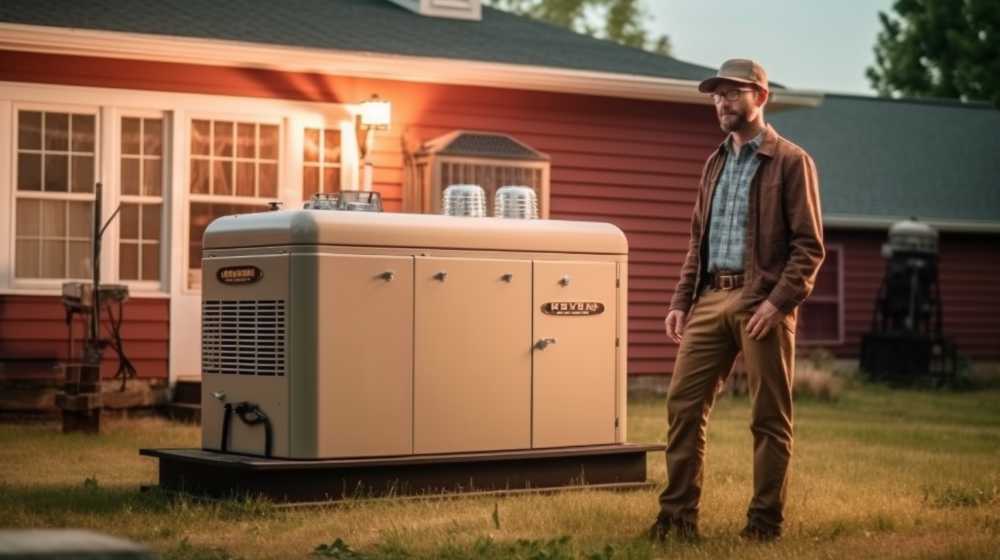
[532,261,617,448]
[414,256,532,454]
[201,253,290,457]
[313,254,415,458]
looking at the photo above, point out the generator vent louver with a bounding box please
[202,300,287,376]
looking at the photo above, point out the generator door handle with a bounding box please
[535,337,557,350]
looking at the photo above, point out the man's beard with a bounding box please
[718,110,748,133]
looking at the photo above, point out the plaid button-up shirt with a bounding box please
[706,132,764,273]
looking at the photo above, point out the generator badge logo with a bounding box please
[217,265,263,285]
[541,301,605,316]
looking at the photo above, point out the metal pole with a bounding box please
[90,182,102,344]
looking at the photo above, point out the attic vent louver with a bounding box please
[406,130,550,218]
[388,0,482,21]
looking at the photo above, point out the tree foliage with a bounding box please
[867,0,1000,106]
[485,0,671,55]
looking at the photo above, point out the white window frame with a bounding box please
[302,125,345,200]
[111,109,171,293]
[798,243,845,346]
[294,115,356,205]
[0,81,358,298]
[8,102,101,289]
[182,112,285,293]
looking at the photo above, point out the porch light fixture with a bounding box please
[360,94,391,131]
[357,94,392,191]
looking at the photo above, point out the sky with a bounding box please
[647,0,896,95]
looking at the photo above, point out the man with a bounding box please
[648,59,825,543]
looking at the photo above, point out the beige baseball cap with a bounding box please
[698,59,769,93]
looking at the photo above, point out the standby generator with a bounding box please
[199,209,629,459]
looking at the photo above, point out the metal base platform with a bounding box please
[140,443,665,504]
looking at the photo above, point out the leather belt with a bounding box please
[706,271,745,290]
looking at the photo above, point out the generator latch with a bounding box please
[535,337,557,350]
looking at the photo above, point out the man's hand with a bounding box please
[664,309,687,344]
[746,300,785,341]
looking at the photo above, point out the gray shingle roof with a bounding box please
[0,0,717,82]
[419,131,549,161]
[770,94,1000,226]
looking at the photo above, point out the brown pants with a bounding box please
[658,285,796,531]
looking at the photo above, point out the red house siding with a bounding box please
[814,229,1000,362]
[5,49,997,379]
[1,50,722,378]
[0,295,170,379]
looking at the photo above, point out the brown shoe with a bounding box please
[739,523,781,542]
[647,515,700,543]
[646,518,670,543]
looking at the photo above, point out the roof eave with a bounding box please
[825,214,1000,234]
[0,22,822,108]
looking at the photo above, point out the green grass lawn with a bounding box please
[1,384,999,559]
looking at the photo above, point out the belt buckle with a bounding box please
[720,274,734,290]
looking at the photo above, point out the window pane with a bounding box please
[15,239,40,278]
[304,128,319,162]
[120,242,138,280]
[143,157,162,196]
[189,203,211,270]
[41,239,66,278]
[141,242,160,281]
[236,161,255,197]
[189,203,262,275]
[44,154,69,192]
[68,201,93,238]
[191,119,211,156]
[259,163,277,198]
[144,118,163,156]
[121,158,140,195]
[813,250,840,297]
[259,125,278,160]
[122,117,141,155]
[45,113,69,151]
[323,129,340,163]
[213,121,233,157]
[17,153,42,191]
[237,123,255,158]
[190,159,210,194]
[16,199,40,236]
[71,155,94,193]
[323,166,340,194]
[303,166,319,200]
[120,203,139,240]
[18,111,42,150]
[68,240,91,279]
[142,203,161,241]
[41,200,66,238]
[72,114,95,152]
[212,160,232,195]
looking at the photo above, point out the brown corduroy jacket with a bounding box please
[668,124,825,318]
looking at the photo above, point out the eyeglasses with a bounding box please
[711,88,755,103]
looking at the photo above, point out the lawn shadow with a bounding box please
[0,482,278,521]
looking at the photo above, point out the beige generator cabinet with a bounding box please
[200,210,628,459]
